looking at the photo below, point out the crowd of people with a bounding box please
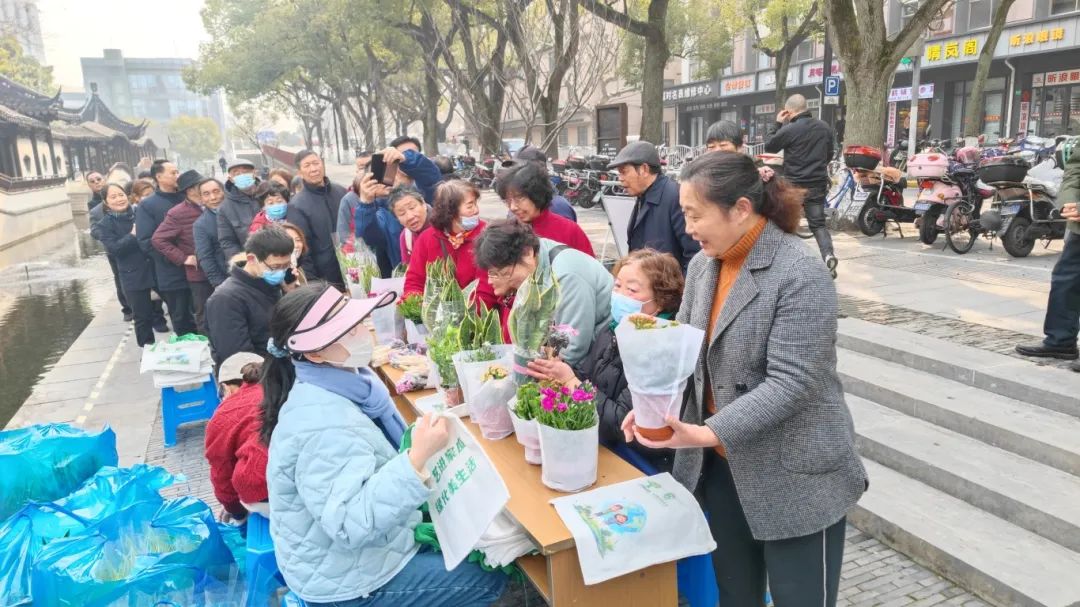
[81,97,902,607]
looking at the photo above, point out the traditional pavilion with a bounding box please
[0,76,156,191]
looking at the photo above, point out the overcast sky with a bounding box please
[38,0,209,90]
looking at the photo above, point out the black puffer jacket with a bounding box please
[204,265,282,366]
[287,178,346,286]
[572,326,674,472]
[136,190,188,292]
[90,209,156,293]
[217,181,261,259]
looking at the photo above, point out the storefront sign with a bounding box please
[802,61,843,84]
[1032,68,1080,87]
[1008,27,1066,47]
[685,101,723,112]
[721,75,756,96]
[887,102,897,147]
[663,80,718,105]
[924,38,980,62]
[888,84,935,102]
[754,103,775,115]
[758,67,798,92]
[1018,100,1030,133]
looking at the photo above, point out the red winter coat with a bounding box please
[404,222,500,315]
[204,382,269,516]
[152,199,207,283]
[248,209,286,233]
[527,208,594,257]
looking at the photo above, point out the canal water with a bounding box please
[0,219,114,428]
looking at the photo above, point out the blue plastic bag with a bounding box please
[0,465,177,605]
[0,424,118,519]
[31,497,235,607]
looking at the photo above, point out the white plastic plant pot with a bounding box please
[425,353,442,390]
[508,399,542,465]
[452,345,514,406]
[405,320,429,345]
[629,385,685,441]
[371,303,405,345]
[469,377,516,440]
[538,422,599,493]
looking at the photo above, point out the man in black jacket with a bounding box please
[765,94,838,277]
[136,160,196,336]
[204,226,292,366]
[216,158,262,259]
[287,149,346,286]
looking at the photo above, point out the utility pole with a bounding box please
[907,36,925,160]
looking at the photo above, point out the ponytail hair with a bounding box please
[679,151,804,234]
[259,282,328,444]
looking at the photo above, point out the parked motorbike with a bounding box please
[844,146,912,237]
[469,156,496,190]
[909,151,964,246]
[979,154,1064,258]
[935,147,997,254]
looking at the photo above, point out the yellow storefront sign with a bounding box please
[924,39,979,61]
[1010,27,1066,47]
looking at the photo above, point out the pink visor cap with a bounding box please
[286,286,397,353]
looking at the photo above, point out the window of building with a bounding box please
[576,125,589,146]
[968,0,992,30]
[1051,0,1079,14]
[690,116,705,147]
[927,5,954,37]
[758,52,772,70]
[131,99,147,117]
[1007,0,1034,21]
[794,40,814,63]
[22,155,31,173]
[559,129,569,146]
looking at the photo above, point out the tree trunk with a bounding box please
[640,2,670,144]
[374,101,387,149]
[336,103,350,157]
[774,50,794,109]
[842,64,892,148]
[964,0,1016,137]
[423,67,440,154]
[539,95,561,158]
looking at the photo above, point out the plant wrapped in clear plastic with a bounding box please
[508,266,560,385]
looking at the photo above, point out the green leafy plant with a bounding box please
[535,382,599,430]
[397,294,424,324]
[514,381,542,421]
[508,266,560,358]
[422,258,464,335]
[458,303,504,355]
[392,263,408,278]
[427,325,461,388]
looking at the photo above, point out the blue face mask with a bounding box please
[460,214,480,231]
[265,204,288,220]
[234,173,257,190]
[610,291,648,326]
[262,268,287,286]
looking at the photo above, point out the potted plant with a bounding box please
[428,326,464,406]
[398,294,427,344]
[336,237,380,299]
[423,263,469,406]
[508,266,560,385]
[468,363,516,439]
[614,314,705,440]
[536,382,599,492]
[508,382,543,464]
[452,303,509,400]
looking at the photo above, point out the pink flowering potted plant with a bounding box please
[536,382,599,492]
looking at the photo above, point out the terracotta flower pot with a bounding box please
[441,385,464,407]
[630,390,679,441]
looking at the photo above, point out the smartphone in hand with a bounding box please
[369,153,399,186]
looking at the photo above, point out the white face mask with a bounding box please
[331,330,374,369]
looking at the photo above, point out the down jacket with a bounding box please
[218,181,262,259]
[152,199,206,283]
[287,178,347,286]
[90,210,155,293]
[266,380,430,603]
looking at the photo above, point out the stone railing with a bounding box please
[0,173,68,193]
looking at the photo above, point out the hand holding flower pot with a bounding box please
[536,382,599,492]
[615,315,705,441]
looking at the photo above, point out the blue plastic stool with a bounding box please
[160,377,220,447]
[610,444,719,607]
[245,512,285,607]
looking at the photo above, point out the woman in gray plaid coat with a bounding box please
[624,152,867,607]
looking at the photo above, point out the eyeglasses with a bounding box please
[486,264,517,282]
[503,195,531,207]
[260,259,292,271]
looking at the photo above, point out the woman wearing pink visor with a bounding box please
[259,283,507,606]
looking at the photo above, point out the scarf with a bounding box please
[293,360,406,448]
[444,228,474,250]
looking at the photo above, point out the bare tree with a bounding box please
[963,0,1016,137]
[501,3,622,157]
[823,0,954,147]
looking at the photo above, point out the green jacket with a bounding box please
[1059,142,1080,235]
[536,238,614,366]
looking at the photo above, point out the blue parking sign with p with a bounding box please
[825,76,840,97]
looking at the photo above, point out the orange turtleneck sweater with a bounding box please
[704,216,767,454]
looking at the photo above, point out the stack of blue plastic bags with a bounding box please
[0,423,246,606]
